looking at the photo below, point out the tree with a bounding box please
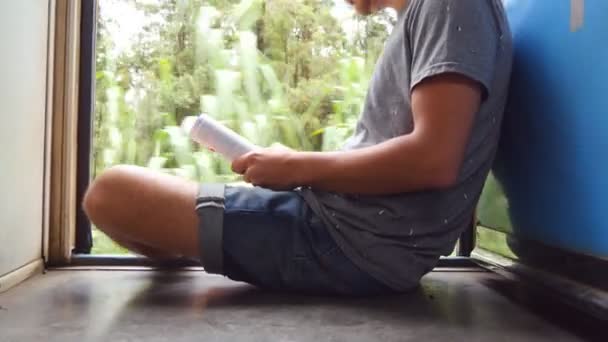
[94,0,392,178]
[92,0,392,254]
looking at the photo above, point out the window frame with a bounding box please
[69,0,477,263]
[73,0,96,254]
[47,0,82,266]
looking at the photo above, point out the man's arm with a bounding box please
[232,73,482,195]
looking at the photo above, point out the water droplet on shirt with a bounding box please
[492,116,497,124]
[443,218,449,224]
[457,26,462,32]
[413,243,418,248]
[499,34,504,41]
[409,228,414,236]
[464,193,469,200]
[378,210,385,216]
[446,5,450,12]
[335,224,340,230]
[331,212,336,217]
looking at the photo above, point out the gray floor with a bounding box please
[0,268,596,342]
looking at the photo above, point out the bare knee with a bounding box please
[82,164,200,258]
[83,165,143,227]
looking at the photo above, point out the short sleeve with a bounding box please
[406,0,499,98]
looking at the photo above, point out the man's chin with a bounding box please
[349,0,374,15]
[355,5,373,15]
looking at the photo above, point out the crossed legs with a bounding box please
[83,165,201,260]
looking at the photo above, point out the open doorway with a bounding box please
[77,0,396,256]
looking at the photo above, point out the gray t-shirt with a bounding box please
[300,0,513,291]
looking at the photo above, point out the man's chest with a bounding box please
[362,27,414,137]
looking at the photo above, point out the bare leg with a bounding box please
[83,165,201,260]
[101,230,180,259]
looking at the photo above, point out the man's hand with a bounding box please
[231,145,300,190]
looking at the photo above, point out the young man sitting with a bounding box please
[84,0,513,295]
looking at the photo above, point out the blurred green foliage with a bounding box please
[92,0,514,258]
[94,0,394,181]
[92,0,394,253]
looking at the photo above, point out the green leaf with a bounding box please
[310,128,325,137]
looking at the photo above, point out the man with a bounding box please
[84,0,512,295]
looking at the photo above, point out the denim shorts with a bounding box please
[195,184,394,296]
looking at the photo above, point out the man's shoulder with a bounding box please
[406,0,502,25]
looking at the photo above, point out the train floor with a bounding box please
[0,267,601,341]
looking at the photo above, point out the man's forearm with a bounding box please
[231,74,478,193]
[293,133,461,195]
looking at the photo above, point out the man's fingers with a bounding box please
[231,153,251,174]
[243,172,252,184]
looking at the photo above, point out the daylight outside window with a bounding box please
[91,0,395,254]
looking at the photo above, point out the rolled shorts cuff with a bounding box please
[195,183,226,274]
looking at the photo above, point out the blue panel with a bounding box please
[494,0,608,257]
